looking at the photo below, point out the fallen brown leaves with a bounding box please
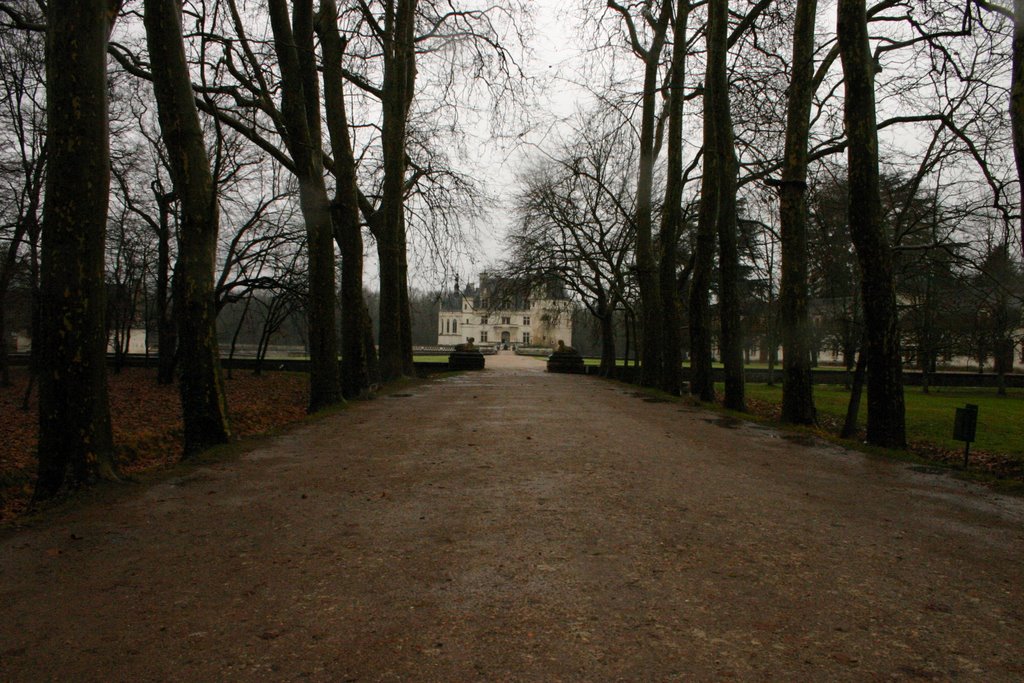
[0,367,309,524]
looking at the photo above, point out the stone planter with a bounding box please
[448,350,485,370]
[547,350,585,374]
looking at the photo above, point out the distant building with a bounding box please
[438,273,573,349]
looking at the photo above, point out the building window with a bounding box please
[501,316,511,325]
[480,331,488,342]
[480,316,488,325]
[522,332,531,344]
[452,319,457,333]
[523,315,531,325]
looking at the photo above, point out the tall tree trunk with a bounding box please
[363,307,382,385]
[398,252,416,375]
[623,310,632,371]
[377,0,418,381]
[840,334,868,439]
[154,187,177,385]
[837,0,906,448]
[0,222,28,387]
[227,294,252,380]
[145,0,231,457]
[995,336,1012,397]
[708,0,745,412]
[689,143,717,402]
[634,0,672,387]
[319,2,375,398]
[21,228,41,411]
[1013,0,1023,257]
[268,0,342,412]
[658,0,689,396]
[689,8,722,404]
[35,0,120,500]
[778,0,818,424]
[597,291,617,377]
[0,299,9,386]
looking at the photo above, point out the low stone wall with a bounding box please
[547,351,585,374]
[415,345,495,356]
[448,350,485,371]
[515,347,553,358]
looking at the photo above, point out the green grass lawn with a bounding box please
[581,358,851,371]
[744,383,1024,459]
[412,355,449,363]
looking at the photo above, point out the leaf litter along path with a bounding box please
[2,353,1023,681]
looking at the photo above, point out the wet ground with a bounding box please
[1,352,1023,680]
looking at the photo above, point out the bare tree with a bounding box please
[145,0,232,455]
[318,0,377,397]
[838,0,906,448]
[1016,0,1023,256]
[657,0,691,396]
[34,0,122,499]
[506,108,638,375]
[266,0,343,411]
[607,0,672,386]
[0,9,45,386]
[709,0,745,411]
[775,0,817,424]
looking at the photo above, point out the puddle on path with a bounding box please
[907,465,949,476]
[781,433,818,447]
[704,416,742,429]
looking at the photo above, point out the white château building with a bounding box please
[438,273,573,349]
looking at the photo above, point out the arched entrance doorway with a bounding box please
[501,331,510,349]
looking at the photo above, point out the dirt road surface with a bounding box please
[2,352,1023,681]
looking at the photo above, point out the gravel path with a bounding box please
[2,352,1022,681]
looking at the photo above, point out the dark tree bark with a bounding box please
[608,0,671,386]
[777,0,818,424]
[689,143,717,402]
[658,0,690,396]
[1014,0,1024,256]
[153,185,177,385]
[707,0,745,411]
[623,310,632,372]
[375,0,418,382]
[599,311,618,377]
[145,0,231,457]
[840,333,868,439]
[268,0,343,412]
[226,293,252,380]
[0,210,31,387]
[20,230,41,411]
[34,0,121,500]
[837,0,906,448]
[319,1,377,398]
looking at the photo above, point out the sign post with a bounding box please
[953,403,979,468]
